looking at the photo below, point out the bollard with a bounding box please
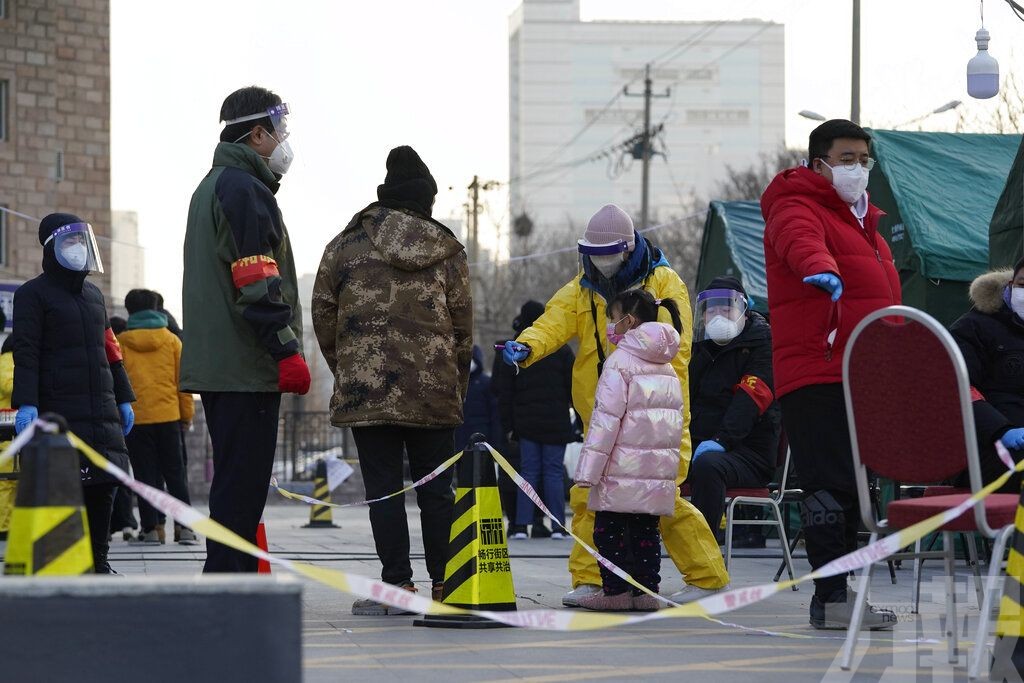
[414,433,516,629]
[3,415,93,575]
[302,459,338,529]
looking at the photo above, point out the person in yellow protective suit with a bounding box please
[0,332,15,537]
[501,205,729,605]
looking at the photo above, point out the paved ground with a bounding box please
[2,501,1003,681]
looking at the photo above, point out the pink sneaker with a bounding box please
[576,590,633,612]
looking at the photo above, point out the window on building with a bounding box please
[0,80,7,141]
[0,207,7,268]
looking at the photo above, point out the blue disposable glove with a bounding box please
[692,439,725,463]
[1002,427,1024,451]
[501,341,531,366]
[14,405,38,434]
[118,402,134,436]
[803,273,844,302]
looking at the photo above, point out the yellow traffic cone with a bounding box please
[3,420,93,575]
[415,435,516,629]
[302,459,338,529]
[992,499,1024,680]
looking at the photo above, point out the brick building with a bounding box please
[0,0,112,303]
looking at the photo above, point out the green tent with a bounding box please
[989,136,1024,269]
[695,130,1021,326]
[694,200,769,314]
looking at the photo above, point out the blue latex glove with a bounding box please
[118,402,135,436]
[1002,427,1024,451]
[14,405,38,434]
[803,273,844,302]
[501,341,531,366]
[692,439,725,463]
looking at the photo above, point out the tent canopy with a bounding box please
[989,135,1024,269]
[694,200,768,314]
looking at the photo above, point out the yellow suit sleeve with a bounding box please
[515,277,579,367]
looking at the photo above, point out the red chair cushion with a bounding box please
[886,493,1019,532]
[923,486,969,498]
[725,488,772,499]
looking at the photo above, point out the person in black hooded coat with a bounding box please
[12,212,136,573]
[454,345,502,451]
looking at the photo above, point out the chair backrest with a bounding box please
[843,306,984,532]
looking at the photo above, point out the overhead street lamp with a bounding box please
[893,100,963,129]
[798,110,827,122]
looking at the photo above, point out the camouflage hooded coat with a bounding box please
[312,205,473,428]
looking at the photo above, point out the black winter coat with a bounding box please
[493,343,575,445]
[12,263,134,485]
[689,313,781,475]
[454,346,502,451]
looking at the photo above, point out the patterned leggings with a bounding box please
[592,510,661,595]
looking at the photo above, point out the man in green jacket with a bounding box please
[181,85,309,573]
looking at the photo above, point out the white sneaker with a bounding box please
[668,583,730,604]
[550,532,569,540]
[509,532,528,540]
[562,583,602,607]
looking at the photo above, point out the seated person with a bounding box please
[950,259,1024,492]
[685,277,781,541]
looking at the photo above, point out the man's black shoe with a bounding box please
[809,588,897,631]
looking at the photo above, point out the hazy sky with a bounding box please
[109,0,1024,318]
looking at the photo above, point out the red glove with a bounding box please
[278,354,311,395]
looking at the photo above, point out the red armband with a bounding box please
[231,255,280,289]
[735,374,774,415]
[105,328,123,364]
[970,386,986,402]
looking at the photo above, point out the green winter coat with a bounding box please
[180,142,302,393]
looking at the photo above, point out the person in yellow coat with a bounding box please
[0,331,15,537]
[501,205,730,605]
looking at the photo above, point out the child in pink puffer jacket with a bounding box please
[574,289,683,612]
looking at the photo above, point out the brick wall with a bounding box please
[0,0,111,298]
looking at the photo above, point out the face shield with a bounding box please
[45,222,104,273]
[693,288,747,344]
[223,103,290,141]
[578,238,628,278]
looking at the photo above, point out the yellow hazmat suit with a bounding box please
[516,266,729,589]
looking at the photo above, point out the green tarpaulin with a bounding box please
[990,136,1024,269]
[695,130,1021,326]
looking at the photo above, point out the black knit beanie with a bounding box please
[513,300,545,333]
[705,275,746,296]
[39,212,83,246]
[376,146,438,217]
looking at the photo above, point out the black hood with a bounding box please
[39,212,88,292]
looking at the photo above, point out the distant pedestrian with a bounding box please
[453,344,502,451]
[313,145,472,613]
[574,289,684,612]
[12,213,136,573]
[120,288,197,546]
[181,86,309,573]
[493,300,575,539]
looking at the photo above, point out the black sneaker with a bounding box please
[508,525,528,540]
[531,524,551,538]
[809,588,896,631]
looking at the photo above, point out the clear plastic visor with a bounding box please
[45,222,104,273]
[692,288,747,342]
[223,102,290,140]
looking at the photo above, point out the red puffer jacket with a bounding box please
[761,166,901,398]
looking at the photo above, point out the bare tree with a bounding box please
[956,73,1024,134]
[713,147,805,202]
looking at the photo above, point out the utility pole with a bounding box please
[851,0,861,124]
[467,175,500,265]
[624,63,670,228]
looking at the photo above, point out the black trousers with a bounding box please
[108,485,137,533]
[593,510,661,594]
[686,449,771,532]
[126,422,191,531]
[84,483,115,573]
[201,392,281,573]
[351,425,455,586]
[781,383,860,599]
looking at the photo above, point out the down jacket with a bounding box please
[119,310,195,426]
[761,166,901,397]
[312,204,473,428]
[574,322,683,516]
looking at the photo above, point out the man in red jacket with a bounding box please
[762,119,900,630]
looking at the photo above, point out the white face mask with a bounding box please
[821,160,869,204]
[705,315,741,345]
[61,243,89,271]
[1011,288,1024,319]
[590,254,624,278]
[266,135,294,175]
[470,359,478,373]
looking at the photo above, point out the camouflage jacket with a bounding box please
[312,205,473,428]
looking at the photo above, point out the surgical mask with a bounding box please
[266,135,294,175]
[1012,288,1024,319]
[821,160,869,204]
[590,254,624,278]
[470,359,478,373]
[705,315,740,344]
[60,243,89,271]
[606,315,629,346]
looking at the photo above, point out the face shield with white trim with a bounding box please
[45,222,104,273]
[693,288,748,344]
[223,102,290,141]
[578,238,629,278]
